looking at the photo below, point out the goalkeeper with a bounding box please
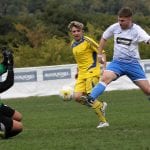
[0,48,23,139]
[68,21,109,128]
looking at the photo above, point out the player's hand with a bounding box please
[98,55,105,64]
[1,47,14,70]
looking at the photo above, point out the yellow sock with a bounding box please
[92,100,107,122]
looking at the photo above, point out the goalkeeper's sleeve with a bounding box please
[0,68,14,93]
[0,64,7,75]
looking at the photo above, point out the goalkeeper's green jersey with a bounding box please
[0,64,6,75]
[0,64,6,107]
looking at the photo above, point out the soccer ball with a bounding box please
[59,85,73,101]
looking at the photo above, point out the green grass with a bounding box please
[0,90,150,150]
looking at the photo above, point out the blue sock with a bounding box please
[90,82,106,100]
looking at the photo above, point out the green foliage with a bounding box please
[39,37,75,66]
[14,37,74,67]
[0,0,150,67]
[139,44,150,59]
[43,1,86,37]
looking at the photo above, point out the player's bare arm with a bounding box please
[98,38,107,64]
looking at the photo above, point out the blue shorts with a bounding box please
[106,60,146,81]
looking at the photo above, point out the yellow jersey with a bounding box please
[71,36,103,79]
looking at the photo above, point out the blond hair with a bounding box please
[68,21,84,31]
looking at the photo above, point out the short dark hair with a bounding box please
[118,7,133,17]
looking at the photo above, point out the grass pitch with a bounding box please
[0,90,150,150]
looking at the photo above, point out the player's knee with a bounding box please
[144,90,150,95]
[141,86,150,95]
[17,113,23,122]
[18,122,23,131]
[12,121,23,132]
[102,71,117,84]
[4,121,23,139]
[72,93,80,101]
[13,125,23,134]
[13,111,23,121]
[74,95,80,102]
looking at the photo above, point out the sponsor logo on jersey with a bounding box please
[116,37,132,46]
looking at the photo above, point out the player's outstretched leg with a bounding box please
[81,95,109,128]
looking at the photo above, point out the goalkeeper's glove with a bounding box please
[1,47,14,71]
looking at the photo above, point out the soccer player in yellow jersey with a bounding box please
[68,21,109,128]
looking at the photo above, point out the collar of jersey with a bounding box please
[71,37,84,48]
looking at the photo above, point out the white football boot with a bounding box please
[97,122,109,128]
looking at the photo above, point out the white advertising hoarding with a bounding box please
[1,60,150,99]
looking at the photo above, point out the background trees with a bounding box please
[0,0,150,67]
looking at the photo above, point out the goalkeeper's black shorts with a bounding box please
[0,104,15,132]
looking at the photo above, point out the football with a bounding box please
[59,85,73,101]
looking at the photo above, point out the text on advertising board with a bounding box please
[14,71,37,82]
[43,69,71,80]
